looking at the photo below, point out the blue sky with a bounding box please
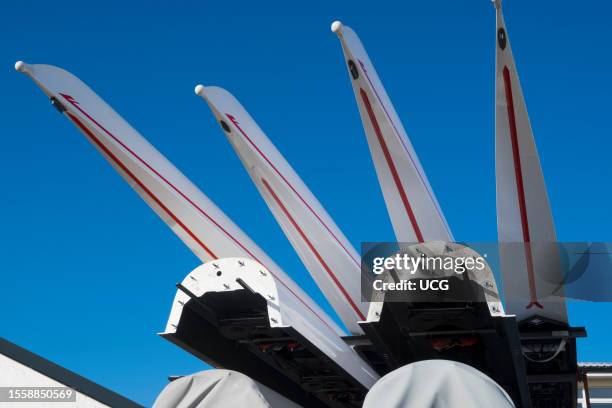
[1,0,611,405]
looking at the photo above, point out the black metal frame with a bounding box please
[352,300,532,407]
[519,315,586,408]
[161,286,368,408]
[164,279,588,408]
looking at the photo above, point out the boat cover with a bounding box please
[153,369,302,408]
[363,360,515,408]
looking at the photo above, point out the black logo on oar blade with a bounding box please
[220,120,231,133]
[348,60,359,80]
[498,28,507,50]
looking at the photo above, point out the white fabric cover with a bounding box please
[153,369,301,408]
[363,360,515,408]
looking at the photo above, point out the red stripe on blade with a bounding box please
[356,59,451,239]
[502,66,542,309]
[261,178,366,321]
[225,114,361,269]
[359,88,424,243]
[67,112,217,259]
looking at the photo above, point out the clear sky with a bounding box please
[1,0,611,405]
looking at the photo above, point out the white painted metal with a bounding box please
[195,86,366,335]
[15,63,380,383]
[493,2,568,323]
[164,258,379,388]
[332,22,452,244]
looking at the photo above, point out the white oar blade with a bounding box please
[332,22,452,243]
[16,62,346,336]
[493,3,568,323]
[196,85,366,334]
